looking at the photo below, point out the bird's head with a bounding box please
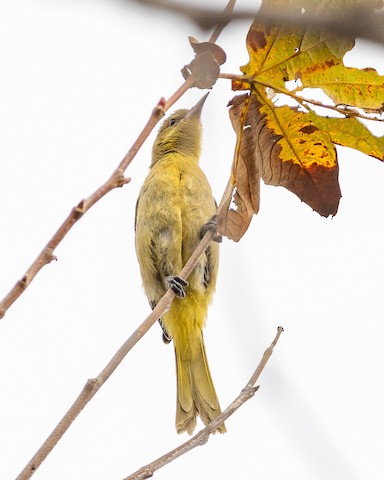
[151,93,208,166]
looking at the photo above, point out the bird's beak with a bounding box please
[185,93,209,120]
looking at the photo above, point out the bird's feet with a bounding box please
[200,214,222,243]
[165,275,189,299]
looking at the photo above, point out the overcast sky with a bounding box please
[1,1,384,479]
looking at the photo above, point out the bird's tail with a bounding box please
[174,334,226,435]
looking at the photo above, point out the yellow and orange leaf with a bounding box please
[218,92,341,241]
[300,65,384,111]
[258,98,340,216]
[307,114,384,160]
[234,0,354,92]
[220,0,384,241]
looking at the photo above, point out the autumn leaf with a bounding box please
[218,92,341,241]
[233,1,355,92]
[307,114,384,160]
[299,65,384,112]
[217,95,261,241]
[219,0,384,241]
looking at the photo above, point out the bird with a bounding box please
[135,94,225,434]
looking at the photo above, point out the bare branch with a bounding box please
[208,0,236,43]
[134,0,384,45]
[0,76,194,321]
[14,291,172,480]
[124,327,284,480]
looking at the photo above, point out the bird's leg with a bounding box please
[165,275,189,299]
[201,214,222,243]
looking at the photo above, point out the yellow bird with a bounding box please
[135,94,225,434]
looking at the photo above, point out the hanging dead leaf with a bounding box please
[188,36,227,65]
[182,37,226,89]
[217,94,260,241]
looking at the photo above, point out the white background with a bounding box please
[1,1,383,479]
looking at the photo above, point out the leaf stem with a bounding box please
[219,73,384,122]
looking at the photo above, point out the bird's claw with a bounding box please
[165,275,188,299]
[201,214,222,243]
[159,319,172,344]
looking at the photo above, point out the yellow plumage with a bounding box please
[135,95,225,434]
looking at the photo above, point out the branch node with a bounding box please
[73,200,86,219]
[197,432,210,446]
[153,98,166,118]
[43,248,57,264]
[113,172,131,188]
[240,384,257,400]
[18,275,29,289]
[84,378,99,393]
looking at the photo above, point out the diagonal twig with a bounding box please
[0,75,194,321]
[208,0,236,43]
[124,326,284,480]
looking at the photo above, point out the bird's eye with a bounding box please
[169,118,177,126]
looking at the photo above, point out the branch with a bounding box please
[134,0,384,45]
[124,326,284,480]
[0,75,194,321]
[208,0,236,44]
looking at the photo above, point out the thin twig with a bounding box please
[124,326,284,480]
[14,292,174,480]
[134,0,384,45]
[208,0,236,44]
[0,76,194,321]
